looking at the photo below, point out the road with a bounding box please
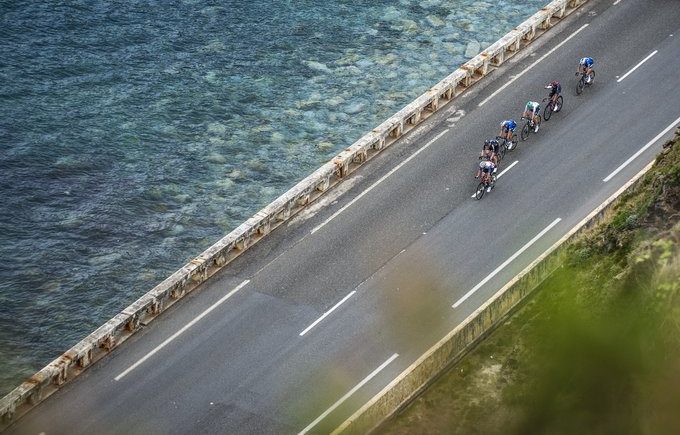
[7,0,680,433]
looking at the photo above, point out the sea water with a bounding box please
[0,0,546,394]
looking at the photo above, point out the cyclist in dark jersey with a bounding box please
[478,139,499,165]
[545,80,561,110]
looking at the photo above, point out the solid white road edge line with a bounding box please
[471,160,518,197]
[310,129,449,235]
[613,0,622,5]
[114,279,250,381]
[616,50,658,83]
[298,353,399,435]
[299,291,357,336]
[478,24,589,107]
[603,115,680,182]
[452,218,562,308]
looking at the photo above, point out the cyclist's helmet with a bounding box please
[551,80,559,87]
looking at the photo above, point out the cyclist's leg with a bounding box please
[533,108,539,131]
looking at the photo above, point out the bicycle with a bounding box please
[475,172,497,200]
[542,95,563,121]
[520,115,541,141]
[496,134,517,153]
[575,70,595,95]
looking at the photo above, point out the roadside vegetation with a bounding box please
[378,129,680,435]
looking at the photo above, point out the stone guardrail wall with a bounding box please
[333,151,664,435]
[0,0,590,429]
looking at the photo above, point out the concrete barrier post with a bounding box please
[151,297,163,315]
[296,193,310,207]
[540,14,552,29]
[353,149,368,164]
[389,123,403,139]
[126,314,140,333]
[316,177,331,192]
[100,335,115,352]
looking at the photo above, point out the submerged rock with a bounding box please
[271,132,285,143]
[207,122,227,135]
[206,152,226,164]
[375,53,399,65]
[302,60,331,74]
[345,102,366,115]
[465,40,481,58]
[426,15,445,27]
[317,141,334,151]
[400,19,419,33]
[383,6,403,21]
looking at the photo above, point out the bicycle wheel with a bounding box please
[475,182,485,200]
[543,102,553,121]
[498,143,506,160]
[576,76,584,95]
[521,122,530,141]
[556,95,563,112]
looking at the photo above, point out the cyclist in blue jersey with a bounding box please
[498,120,516,145]
[577,57,594,83]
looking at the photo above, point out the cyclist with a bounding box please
[498,119,517,146]
[479,139,499,165]
[544,80,561,110]
[577,57,594,83]
[522,101,541,132]
[475,160,497,192]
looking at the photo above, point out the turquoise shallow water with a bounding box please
[0,0,545,394]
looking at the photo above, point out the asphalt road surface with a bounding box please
[7,0,680,433]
